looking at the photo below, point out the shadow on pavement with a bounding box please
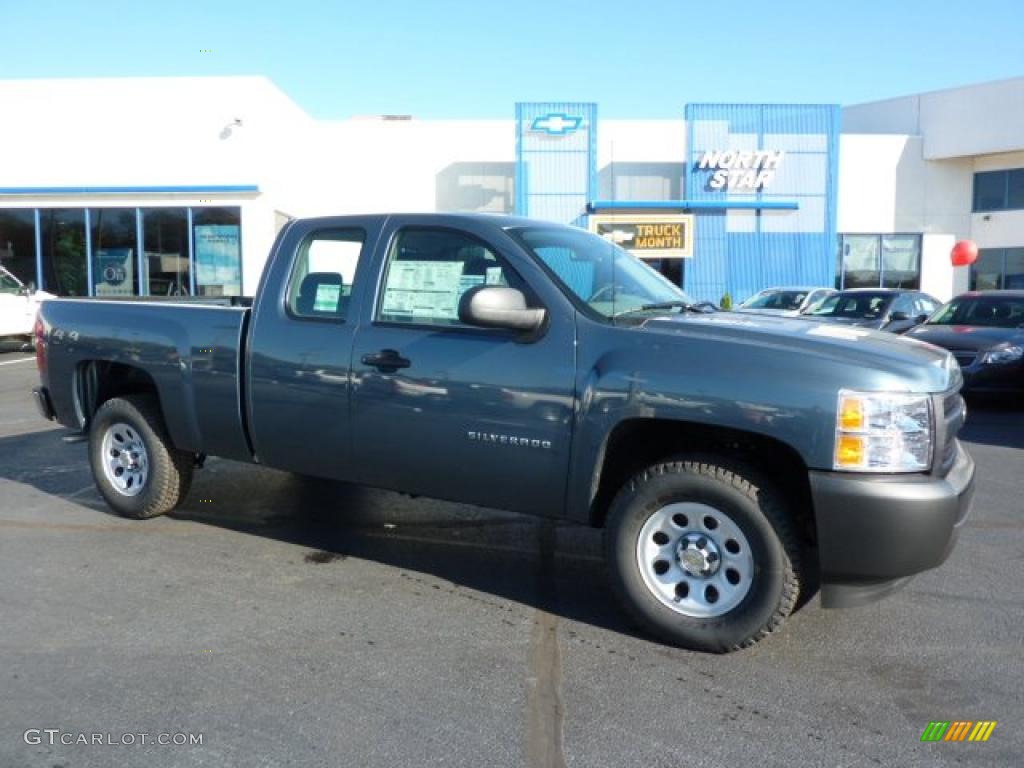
[960,394,1024,450]
[0,427,641,642]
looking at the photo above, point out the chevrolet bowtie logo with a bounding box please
[529,113,584,136]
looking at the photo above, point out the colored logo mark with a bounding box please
[529,113,583,136]
[921,721,997,742]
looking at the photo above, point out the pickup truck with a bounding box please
[31,214,975,652]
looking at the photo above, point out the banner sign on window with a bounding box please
[95,247,134,297]
[195,225,241,296]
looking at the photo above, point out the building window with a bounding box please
[193,207,242,297]
[39,209,88,296]
[973,169,1024,212]
[90,208,139,297]
[0,209,37,288]
[837,234,921,290]
[143,208,190,296]
[970,247,1024,290]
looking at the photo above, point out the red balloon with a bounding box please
[951,240,978,267]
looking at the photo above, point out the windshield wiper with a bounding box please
[613,301,704,319]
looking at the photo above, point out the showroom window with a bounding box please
[39,209,88,296]
[90,208,139,297]
[973,169,1024,212]
[193,207,242,297]
[143,208,190,296]
[0,209,37,288]
[970,247,1024,290]
[836,234,921,289]
[0,206,243,297]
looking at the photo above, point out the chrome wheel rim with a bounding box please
[636,502,754,618]
[100,422,149,497]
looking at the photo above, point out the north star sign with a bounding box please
[529,113,584,136]
[697,149,784,190]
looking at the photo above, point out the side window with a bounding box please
[377,228,519,327]
[286,229,365,321]
[915,296,938,316]
[890,294,914,316]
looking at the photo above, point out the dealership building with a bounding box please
[1,75,1022,304]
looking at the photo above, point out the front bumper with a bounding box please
[809,440,975,608]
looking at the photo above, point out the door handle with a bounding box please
[361,349,411,373]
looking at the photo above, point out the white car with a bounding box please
[735,286,836,317]
[0,267,53,345]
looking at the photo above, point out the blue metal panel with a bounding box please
[588,199,799,211]
[33,209,43,291]
[136,208,146,297]
[515,102,597,225]
[84,208,94,297]
[684,104,840,304]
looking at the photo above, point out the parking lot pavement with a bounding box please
[1,350,1021,768]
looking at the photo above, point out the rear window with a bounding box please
[286,229,366,321]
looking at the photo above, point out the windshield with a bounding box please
[927,295,1024,328]
[741,289,808,310]
[807,291,892,319]
[0,268,23,294]
[508,226,695,319]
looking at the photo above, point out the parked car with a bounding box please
[802,288,940,333]
[0,266,53,348]
[31,214,974,653]
[735,286,835,317]
[906,291,1024,394]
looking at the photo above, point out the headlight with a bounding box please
[979,343,1023,365]
[834,390,933,472]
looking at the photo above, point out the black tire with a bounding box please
[88,395,194,519]
[605,456,802,653]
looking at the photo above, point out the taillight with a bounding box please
[34,315,47,376]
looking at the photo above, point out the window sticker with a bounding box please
[382,260,467,320]
[313,283,341,312]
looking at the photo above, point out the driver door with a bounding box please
[350,221,577,516]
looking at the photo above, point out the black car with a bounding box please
[802,288,940,333]
[906,291,1024,394]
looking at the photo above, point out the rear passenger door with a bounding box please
[247,217,382,478]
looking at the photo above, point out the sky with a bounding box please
[2,0,1022,119]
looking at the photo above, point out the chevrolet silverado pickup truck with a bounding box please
[32,214,975,652]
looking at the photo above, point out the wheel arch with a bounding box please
[74,360,163,431]
[588,418,817,546]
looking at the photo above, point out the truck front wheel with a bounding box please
[606,456,802,652]
[88,395,194,519]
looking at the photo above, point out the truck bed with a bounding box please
[39,299,252,462]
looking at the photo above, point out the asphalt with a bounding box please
[1,350,1021,768]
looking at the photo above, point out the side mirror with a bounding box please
[458,286,546,333]
[889,311,910,322]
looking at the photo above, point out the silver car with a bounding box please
[736,286,836,317]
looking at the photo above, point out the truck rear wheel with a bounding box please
[606,456,802,653]
[89,395,193,519]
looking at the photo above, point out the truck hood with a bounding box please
[639,311,957,392]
